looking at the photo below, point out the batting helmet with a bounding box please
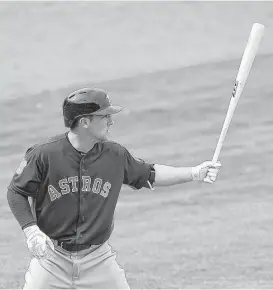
[63,88,123,127]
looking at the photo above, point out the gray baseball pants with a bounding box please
[23,241,130,289]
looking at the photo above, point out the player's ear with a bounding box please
[79,117,90,128]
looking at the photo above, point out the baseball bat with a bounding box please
[210,23,265,166]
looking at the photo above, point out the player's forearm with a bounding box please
[153,164,193,186]
[7,189,37,229]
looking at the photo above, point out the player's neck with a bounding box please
[67,130,99,153]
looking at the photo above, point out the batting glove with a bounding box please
[23,225,55,259]
[192,161,222,183]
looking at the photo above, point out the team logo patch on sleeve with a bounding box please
[16,158,27,175]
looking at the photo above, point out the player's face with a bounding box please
[87,114,114,140]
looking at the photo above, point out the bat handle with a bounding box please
[203,126,225,184]
[211,128,226,165]
[212,144,221,164]
[211,108,232,165]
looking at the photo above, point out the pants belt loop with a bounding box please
[72,260,80,280]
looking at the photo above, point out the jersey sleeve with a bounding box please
[123,148,155,190]
[8,147,44,197]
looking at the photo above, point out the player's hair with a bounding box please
[70,115,94,131]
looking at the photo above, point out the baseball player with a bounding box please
[7,88,221,289]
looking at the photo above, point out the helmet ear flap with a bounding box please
[63,96,97,128]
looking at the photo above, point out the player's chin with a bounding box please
[99,130,110,141]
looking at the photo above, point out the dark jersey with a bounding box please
[8,133,154,245]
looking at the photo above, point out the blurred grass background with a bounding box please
[0,2,273,289]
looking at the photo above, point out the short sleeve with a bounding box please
[123,148,154,190]
[8,147,44,197]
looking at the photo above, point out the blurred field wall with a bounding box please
[1,2,273,100]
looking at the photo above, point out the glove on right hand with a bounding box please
[192,161,222,183]
[23,225,55,259]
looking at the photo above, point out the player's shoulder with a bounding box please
[102,141,146,164]
[25,133,67,156]
[101,140,140,160]
[102,140,127,157]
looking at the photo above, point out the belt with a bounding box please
[57,241,94,252]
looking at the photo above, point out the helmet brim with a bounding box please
[91,105,123,116]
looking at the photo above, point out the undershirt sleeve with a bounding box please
[7,189,36,229]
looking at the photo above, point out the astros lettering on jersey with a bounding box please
[9,133,155,245]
